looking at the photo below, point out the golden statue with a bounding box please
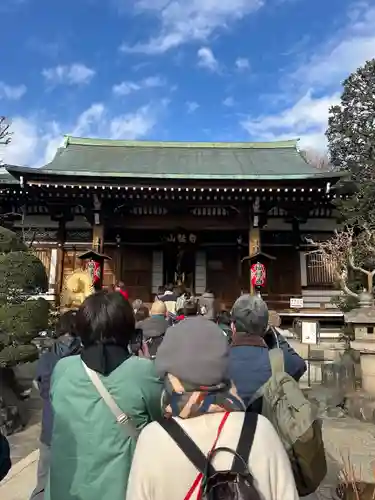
[61,269,94,309]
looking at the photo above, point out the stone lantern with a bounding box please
[345,291,375,396]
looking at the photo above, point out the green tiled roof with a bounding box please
[10,136,343,181]
[0,166,18,184]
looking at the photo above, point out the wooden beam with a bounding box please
[112,215,248,231]
[92,224,104,253]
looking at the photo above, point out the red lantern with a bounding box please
[251,262,266,288]
[87,259,101,286]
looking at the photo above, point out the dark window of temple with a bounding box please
[306,253,334,285]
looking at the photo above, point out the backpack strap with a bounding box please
[82,361,139,439]
[158,418,216,477]
[269,347,285,377]
[232,412,258,473]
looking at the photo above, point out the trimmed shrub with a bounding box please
[0,227,26,253]
[0,251,48,298]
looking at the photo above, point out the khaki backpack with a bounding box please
[249,348,327,497]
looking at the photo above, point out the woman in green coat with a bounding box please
[44,291,163,500]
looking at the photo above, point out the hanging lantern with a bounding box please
[251,262,266,288]
[87,259,101,286]
[78,250,111,291]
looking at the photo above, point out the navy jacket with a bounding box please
[35,334,82,446]
[0,431,11,481]
[228,329,306,407]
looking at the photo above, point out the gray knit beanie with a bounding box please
[231,294,269,337]
[155,316,229,386]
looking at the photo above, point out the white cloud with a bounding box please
[42,63,95,86]
[235,57,250,70]
[186,101,200,113]
[113,75,166,95]
[121,0,264,54]
[0,82,27,100]
[2,102,161,167]
[109,106,156,139]
[241,2,375,150]
[223,96,235,107]
[291,3,375,90]
[242,91,340,150]
[197,47,219,72]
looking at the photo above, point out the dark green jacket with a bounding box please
[44,355,163,500]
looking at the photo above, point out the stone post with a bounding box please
[346,291,375,396]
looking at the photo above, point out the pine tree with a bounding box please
[324,60,375,309]
[326,59,375,184]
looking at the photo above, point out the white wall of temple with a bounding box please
[195,251,207,295]
[151,250,163,294]
[49,248,58,291]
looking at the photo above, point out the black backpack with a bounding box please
[159,412,262,500]
[145,336,164,359]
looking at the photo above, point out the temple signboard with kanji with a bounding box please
[0,136,344,312]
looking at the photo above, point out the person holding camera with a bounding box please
[229,295,306,407]
[44,291,163,500]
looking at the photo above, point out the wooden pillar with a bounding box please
[56,220,66,299]
[92,224,104,253]
[92,193,104,253]
[248,196,261,295]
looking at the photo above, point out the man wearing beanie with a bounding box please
[229,294,306,407]
[126,316,298,500]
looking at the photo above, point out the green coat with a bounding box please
[44,355,163,500]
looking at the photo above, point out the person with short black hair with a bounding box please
[30,310,81,500]
[44,291,163,500]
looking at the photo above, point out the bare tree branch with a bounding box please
[300,149,333,171]
[306,228,365,298]
[307,225,375,296]
[0,116,12,145]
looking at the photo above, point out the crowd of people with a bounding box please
[1,283,327,500]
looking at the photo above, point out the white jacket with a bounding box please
[126,412,299,500]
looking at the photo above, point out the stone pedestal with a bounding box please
[351,341,375,396]
[345,292,375,397]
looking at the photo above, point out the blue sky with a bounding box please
[1,0,375,167]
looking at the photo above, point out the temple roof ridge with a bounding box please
[63,135,300,150]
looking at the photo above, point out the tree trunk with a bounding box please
[367,273,374,295]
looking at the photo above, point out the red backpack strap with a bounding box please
[159,412,230,500]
